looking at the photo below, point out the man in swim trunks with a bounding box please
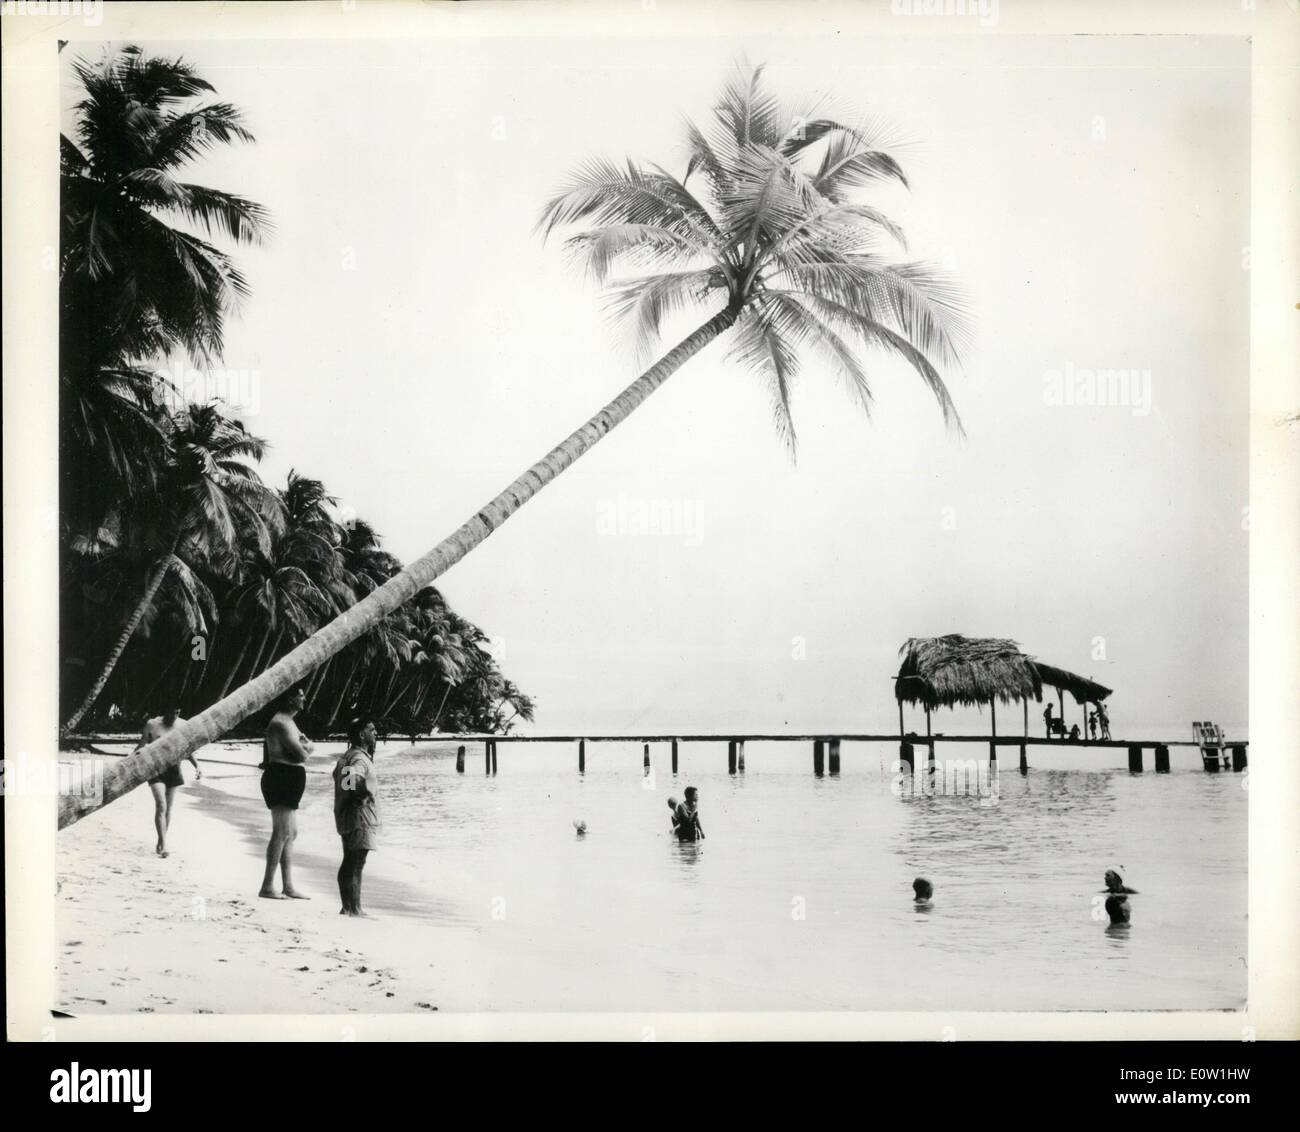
[673,787,705,842]
[258,687,314,899]
[138,708,200,858]
[333,718,379,916]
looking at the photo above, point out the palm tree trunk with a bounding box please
[214,624,262,701]
[59,306,739,826]
[324,653,365,732]
[61,542,178,734]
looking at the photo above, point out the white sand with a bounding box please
[54,744,564,1016]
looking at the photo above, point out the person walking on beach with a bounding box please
[673,787,705,842]
[137,707,201,858]
[333,718,379,916]
[258,687,313,900]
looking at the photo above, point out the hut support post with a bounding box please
[456,745,465,774]
[828,738,840,776]
[1057,688,1064,737]
[925,707,934,769]
[813,739,824,777]
[989,699,997,767]
[671,738,678,775]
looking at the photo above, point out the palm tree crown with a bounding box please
[539,63,970,455]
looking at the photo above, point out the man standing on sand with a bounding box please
[258,687,314,900]
[333,718,379,916]
[137,708,201,858]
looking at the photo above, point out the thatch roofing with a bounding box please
[1033,662,1112,705]
[895,635,1042,709]
[894,635,1114,710]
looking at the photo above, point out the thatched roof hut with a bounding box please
[1033,662,1112,705]
[895,635,1042,710]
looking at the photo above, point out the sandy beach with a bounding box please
[54,743,567,1016]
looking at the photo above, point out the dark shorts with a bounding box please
[148,764,184,789]
[260,763,307,810]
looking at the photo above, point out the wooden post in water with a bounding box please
[1128,745,1143,773]
[727,740,737,775]
[1154,744,1170,773]
[671,738,678,774]
[643,743,651,774]
[900,740,914,775]
[456,745,465,773]
[490,740,498,775]
[813,739,825,777]
[1020,698,1028,774]
[828,738,840,776]
[1231,744,1247,771]
[485,740,491,775]
[989,698,998,767]
[925,707,934,769]
[737,740,745,773]
[578,738,585,774]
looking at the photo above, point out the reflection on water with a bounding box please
[370,740,1246,1011]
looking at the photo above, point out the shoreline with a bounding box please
[54,743,572,1015]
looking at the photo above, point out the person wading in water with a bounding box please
[258,687,313,899]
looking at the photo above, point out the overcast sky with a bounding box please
[62,32,1250,735]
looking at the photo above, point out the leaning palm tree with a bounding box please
[60,64,970,827]
[61,403,276,734]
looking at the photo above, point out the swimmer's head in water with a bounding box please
[913,877,933,900]
[1104,869,1124,892]
[1105,894,1130,924]
[684,787,698,803]
[666,797,678,811]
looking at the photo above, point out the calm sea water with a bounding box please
[366,739,1247,1012]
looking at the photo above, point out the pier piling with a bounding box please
[578,738,585,774]
[1231,744,1247,771]
[671,738,678,774]
[900,741,914,774]
[490,740,498,775]
[727,740,737,775]
[828,738,841,776]
[1127,745,1143,773]
[643,743,651,774]
[1154,744,1170,773]
[485,741,491,775]
[456,745,465,773]
[737,739,745,773]
[813,739,824,777]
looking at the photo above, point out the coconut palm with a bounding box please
[61,63,970,827]
[61,403,276,733]
[60,45,270,375]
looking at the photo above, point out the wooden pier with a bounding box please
[434,732,1248,776]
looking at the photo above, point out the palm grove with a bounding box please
[59,56,969,827]
[59,46,533,741]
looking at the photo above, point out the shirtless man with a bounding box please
[673,787,706,842]
[258,687,314,899]
[137,708,201,858]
